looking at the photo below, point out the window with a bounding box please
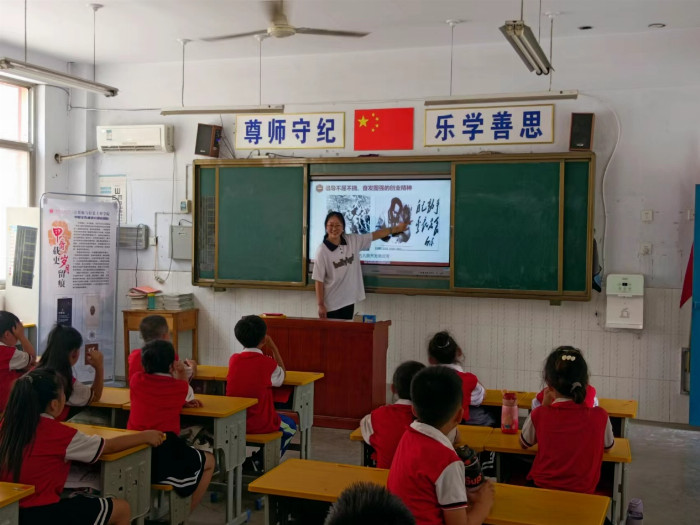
[0,80,32,281]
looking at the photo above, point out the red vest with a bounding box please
[528,401,610,493]
[0,345,22,412]
[0,417,78,507]
[368,403,414,469]
[128,372,188,434]
[456,370,478,420]
[226,352,280,433]
[388,426,465,525]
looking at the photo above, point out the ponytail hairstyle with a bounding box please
[543,345,589,404]
[0,369,64,481]
[323,211,346,240]
[427,331,461,365]
[36,324,83,400]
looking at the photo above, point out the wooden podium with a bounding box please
[264,317,390,429]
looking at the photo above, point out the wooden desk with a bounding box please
[125,394,256,525]
[90,387,131,426]
[194,366,324,459]
[484,429,631,524]
[263,317,390,429]
[350,425,494,467]
[0,482,34,525]
[65,423,151,525]
[122,309,198,381]
[248,459,609,525]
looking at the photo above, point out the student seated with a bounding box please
[35,325,103,421]
[360,361,424,468]
[325,481,415,525]
[0,369,164,525]
[128,340,214,511]
[520,346,614,494]
[226,315,297,456]
[427,331,490,425]
[388,366,494,525]
[128,314,196,382]
[531,346,598,409]
[0,310,35,412]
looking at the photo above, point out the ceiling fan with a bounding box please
[200,0,369,42]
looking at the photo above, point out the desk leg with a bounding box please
[611,462,622,525]
[0,501,18,525]
[101,447,151,525]
[291,383,314,459]
[213,411,247,525]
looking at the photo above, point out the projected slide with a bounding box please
[309,179,451,265]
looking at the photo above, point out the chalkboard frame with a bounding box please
[193,153,595,301]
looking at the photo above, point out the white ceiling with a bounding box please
[0,0,698,65]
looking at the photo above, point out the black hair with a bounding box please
[0,311,19,339]
[139,315,169,343]
[0,369,64,482]
[324,481,415,525]
[36,324,83,400]
[141,339,176,375]
[427,331,460,364]
[392,361,425,400]
[411,366,463,428]
[234,315,267,348]
[543,345,589,404]
[323,211,346,240]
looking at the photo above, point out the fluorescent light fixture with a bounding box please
[424,90,578,106]
[0,57,118,97]
[500,20,552,75]
[160,105,284,116]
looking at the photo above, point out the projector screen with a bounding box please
[308,178,451,266]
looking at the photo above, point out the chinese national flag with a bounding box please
[354,108,414,151]
[680,244,693,307]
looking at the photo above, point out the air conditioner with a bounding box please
[96,124,174,153]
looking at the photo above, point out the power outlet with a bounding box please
[639,242,652,256]
[179,200,192,213]
[149,236,157,247]
[641,210,654,223]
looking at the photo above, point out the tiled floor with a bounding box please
[188,420,700,525]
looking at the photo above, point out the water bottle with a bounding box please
[455,445,484,492]
[501,392,519,434]
[625,498,643,524]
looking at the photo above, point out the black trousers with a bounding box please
[327,304,354,320]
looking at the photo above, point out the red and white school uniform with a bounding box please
[443,363,484,422]
[520,398,615,494]
[531,384,598,409]
[360,399,414,469]
[55,378,94,422]
[0,343,31,411]
[128,371,204,497]
[226,348,284,434]
[388,421,468,525]
[0,414,114,525]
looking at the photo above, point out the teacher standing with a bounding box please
[312,211,410,320]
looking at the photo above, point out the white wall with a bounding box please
[48,27,700,423]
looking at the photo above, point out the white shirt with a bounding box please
[442,363,486,406]
[312,233,372,312]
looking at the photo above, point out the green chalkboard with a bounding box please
[563,162,591,293]
[216,165,306,284]
[195,167,216,280]
[453,162,561,291]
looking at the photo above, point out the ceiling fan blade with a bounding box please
[200,30,268,42]
[295,28,369,38]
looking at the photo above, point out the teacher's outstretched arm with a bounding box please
[315,281,327,318]
[371,221,411,241]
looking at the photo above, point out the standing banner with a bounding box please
[39,195,119,382]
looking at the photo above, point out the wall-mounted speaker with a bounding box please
[569,113,595,151]
[195,123,222,157]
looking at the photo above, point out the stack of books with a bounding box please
[162,293,195,311]
[127,286,161,309]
